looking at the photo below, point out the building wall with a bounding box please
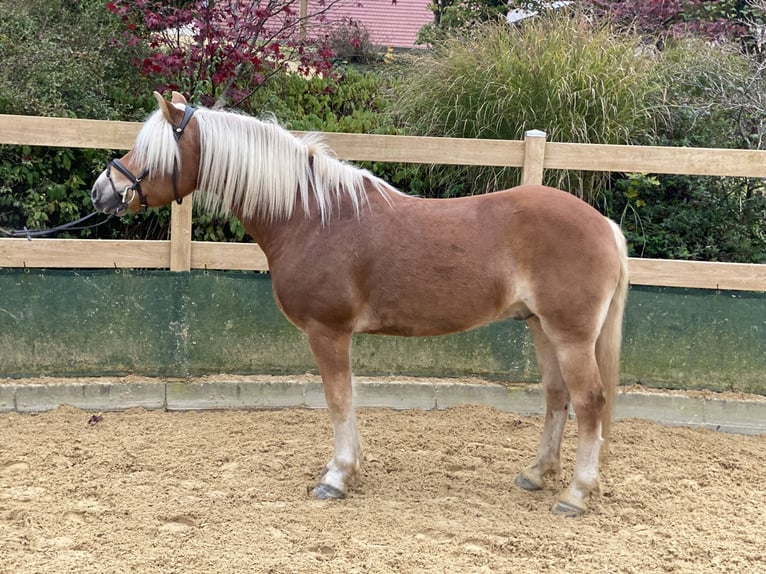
[308,0,433,48]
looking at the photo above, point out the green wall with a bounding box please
[0,269,763,393]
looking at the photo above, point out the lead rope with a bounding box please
[0,211,114,240]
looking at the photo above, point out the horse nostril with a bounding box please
[91,185,99,203]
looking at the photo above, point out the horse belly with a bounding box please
[356,278,526,337]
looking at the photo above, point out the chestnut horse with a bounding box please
[91,92,628,515]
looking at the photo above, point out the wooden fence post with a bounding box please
[169,193,193,271]
[522,129,547,186]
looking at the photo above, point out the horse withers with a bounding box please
[91,92,629,516]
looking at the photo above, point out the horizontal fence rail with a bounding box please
[0,114,764,291]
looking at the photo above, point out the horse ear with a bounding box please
[171,91,188,105]
[153,90,184,125]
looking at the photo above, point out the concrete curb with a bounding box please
[1,379,764,435]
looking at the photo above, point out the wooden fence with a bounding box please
[0,114,764,292]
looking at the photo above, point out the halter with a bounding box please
[106,105,196,213]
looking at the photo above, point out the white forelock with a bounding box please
[133,109,181,179]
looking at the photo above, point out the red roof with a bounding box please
[307,0,434,48]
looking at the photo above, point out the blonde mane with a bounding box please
[134,106,399,223]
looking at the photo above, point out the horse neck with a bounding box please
[238,178,395,263]
[238,200,310,260]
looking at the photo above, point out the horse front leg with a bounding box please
[307,325,361,500]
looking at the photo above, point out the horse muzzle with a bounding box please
[91,160,150,216]
[91,172,129,216]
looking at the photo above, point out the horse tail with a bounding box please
[597,219,629,461]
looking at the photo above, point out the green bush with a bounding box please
[609,173,766,262]
[391,14,661,201]
[246,66,390,132]
[651,38,766,150]
[0,144,176,240]
[0,146,93,232]
[607,38,766,263]
[0,0,149,119]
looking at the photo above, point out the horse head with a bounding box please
[91,91,200,216]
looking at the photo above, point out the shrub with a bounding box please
[607,38,766,263]
[609,173,766,263]
[0,144,176,240]
[0,0,165,240]
[650,38,766,150]
[390,13,661,201]
[247,66,389,132]
[0,0,149,119]
[327,19,379,65]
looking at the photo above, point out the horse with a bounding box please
[91,91,628,516]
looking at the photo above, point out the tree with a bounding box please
[418,0,507,44]
[107,0,342,108]
[584,0,763,48]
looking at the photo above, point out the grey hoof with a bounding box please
[312,483,345,500]
[514,474,543,491]
[551,499,586,517]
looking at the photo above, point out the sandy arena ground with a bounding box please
[1,404,764,573]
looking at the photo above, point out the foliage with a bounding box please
[0,144,178,240]
[249,66,389,132]
[609,173,766,262]
[107,0,338,109]
[0,146,92,234]
[418,0,508,44]
[584,0,761,45]
[605,37,766,262]
[0,0,149,119]
[393,13,661,201]
[652,38,766,150]
[0,0,166,240]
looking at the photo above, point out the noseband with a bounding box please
[106,105,196,213]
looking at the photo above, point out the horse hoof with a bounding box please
[551,499,586,517]
[514,474,543,492]
[311,483,345,500]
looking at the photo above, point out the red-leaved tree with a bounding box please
[585,0,752,43]
[107,0,340,108]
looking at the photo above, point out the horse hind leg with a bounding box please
[515,317,570,492]
[550,341,606,516]
[306,326,362,500]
